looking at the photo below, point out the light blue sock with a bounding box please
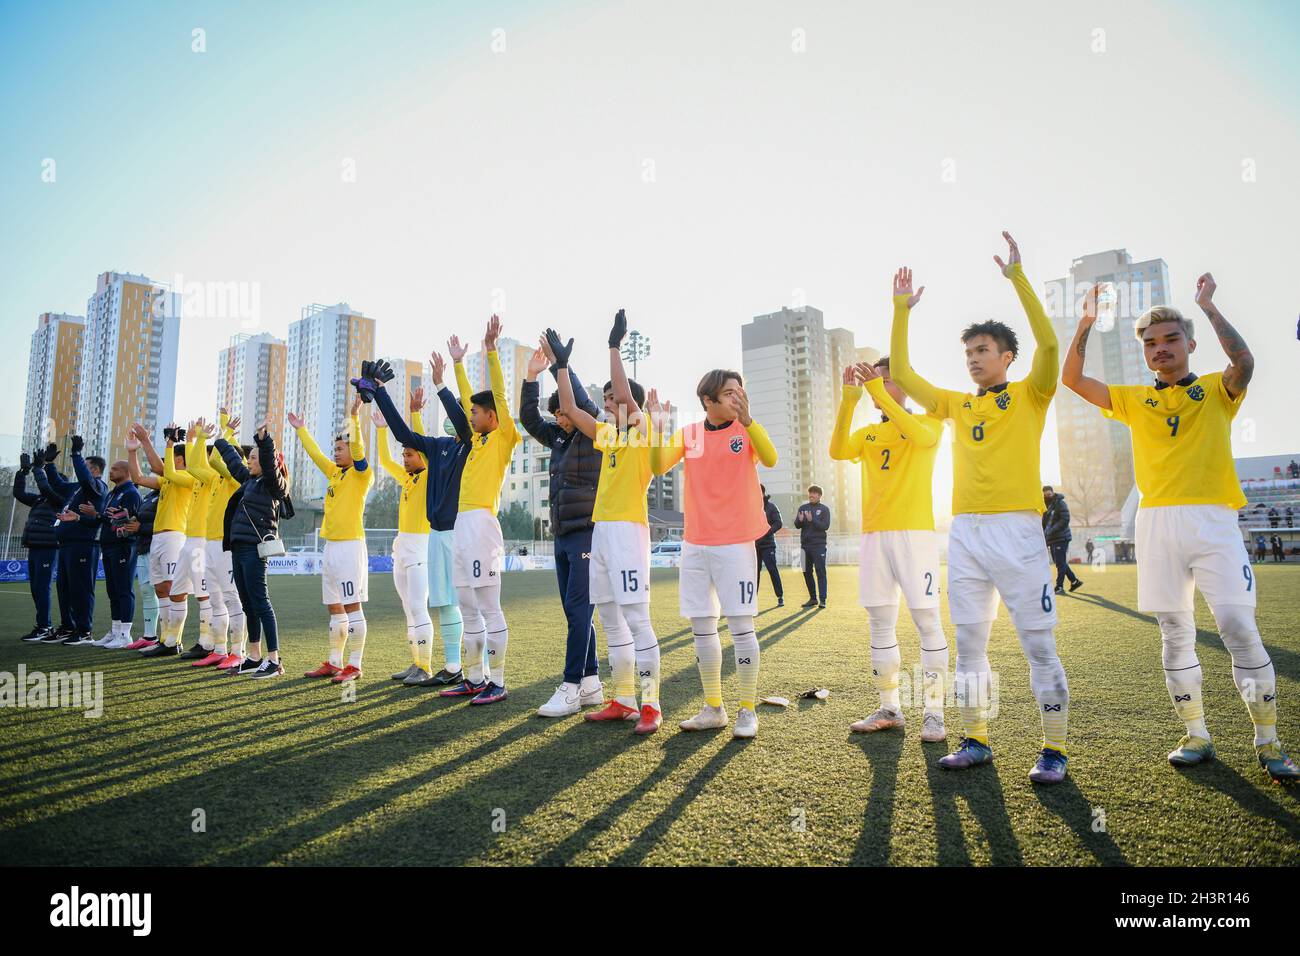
[438,603,463,672]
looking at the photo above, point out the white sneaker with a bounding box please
[90,633,116,647]
[578,676,604,707]
[537,683,581,718]
[106,635,133,649]
[679,704,729,731]
[732,707,759,739]
[921,711,947,743]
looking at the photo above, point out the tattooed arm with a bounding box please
[1194,272,1253,398]
[1061,283,1112,409]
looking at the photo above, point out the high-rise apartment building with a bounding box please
[76,271,181,463]
[216,332,287,448]
[22,313,85,454]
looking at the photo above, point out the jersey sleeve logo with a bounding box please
[962,400,972,410]
[1143,397,1159,407]
[865,434,876,442]
[729,437,744,453]
[1187,384,1205,402]
[995,391,1011,411]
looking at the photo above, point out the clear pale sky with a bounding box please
[3,0,1297,515]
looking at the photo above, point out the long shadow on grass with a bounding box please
[531,731,718,866]
[848,730,904,866]
[1032,778,1128,865]
[1069,593,1299,683]
[1181,761,1300,840]
[921,742,1022,865]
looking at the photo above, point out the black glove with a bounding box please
[372,359,395,384]
[19,452,30,471]
[70,434,84,454]
[350,374,377,404]
[609,309,628,349]
[360,359,374,379]
[545,328,573,368]
[31,447,44,467]
[44,442,58,462]
[174,428,186,443]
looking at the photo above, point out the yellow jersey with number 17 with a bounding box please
[1104,371,1245,510]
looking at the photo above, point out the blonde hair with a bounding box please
[1135,306,1194,342]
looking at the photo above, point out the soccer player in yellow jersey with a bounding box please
[1063,275,1297,783]
[126,422,197,656]
[831,356,949,744]
[190,410,249,670]
[439,315,521,705]
[548,313,669,734]
[292,393,374,684]
[174,419,218,662]
[890,234,1071,784]
[371,391,436,685]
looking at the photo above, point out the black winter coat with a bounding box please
[13,469,60,550]
[519,366,603,538]
[1042,494,1072,544]
[217,434,292,548]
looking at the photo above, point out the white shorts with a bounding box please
[393,531,429,571]
[858,530,941,610]
[1136,504,1255,613]
[148,530,184,586]
[453,509,504,589]
[428,529,456,607]
[171,536,206,595]
[322,538,369,605]
[947,511,1057,630]
[590,521,651,606]
[203,540,235,597]
[679,541,758,618]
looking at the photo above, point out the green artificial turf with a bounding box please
[1,564,1297,866]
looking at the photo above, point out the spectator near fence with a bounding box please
[755,484,784,607]
[14,448,63,642]
[1042,485,1083,595]
[794,484,830,609]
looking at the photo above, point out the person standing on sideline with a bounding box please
[1254,534,1267,564]
[87,459,142,646]
[1085,539,1095,564]
[755,485,784,607]
[37,435,107,645]
[794,485,830,609]
[1042,485,1083,595]
[520,335,605,717]
[15,448,62,643]
[1271,535,1285,563]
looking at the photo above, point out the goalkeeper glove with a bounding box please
[43,442,58,462]
[19,452,30,472]
[545,328,573,368]
[70,434,84,454]
[372,359,395,384]
[609,309,628,349]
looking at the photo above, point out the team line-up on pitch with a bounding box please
[14,231,1295,787]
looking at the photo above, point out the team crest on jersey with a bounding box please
[729,437,744,453]
[479,434,489,446]
[995,391,1011,410]
[1187,384,1205,402]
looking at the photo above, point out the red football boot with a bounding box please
[124,638,155,650]
[585,700,638,722]
[304,661,343,679]
[634,705,662,735]
[191,651,227,668]
[330,664,363,683]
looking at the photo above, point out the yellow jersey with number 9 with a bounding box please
[1104,371,1245,510]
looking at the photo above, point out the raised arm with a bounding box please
[163,435,195,488]
[519,342,560,448]
[289,411,337,478]
[1061,283,1112,410]
[483,315,517,442]
[996,233,1057,397]
[126,432,161,490]
[347,396,368,472]
[215,437,251,485]
[889,267,942,413]
[606,309,638,415]
[370,408,407,483]
[253,425,287,500]
[13,458,43,507]
[136,425,165,476]
[645,389,684,475]
[733,386,778,468]
[372,379,418,448]
[69,436,104,497]
[859,366,942,447]
[556,365,599,441]
[1194,272,1253,398]
[829,372,868,462]
[447,334,474,420]
[186,422,216,484]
